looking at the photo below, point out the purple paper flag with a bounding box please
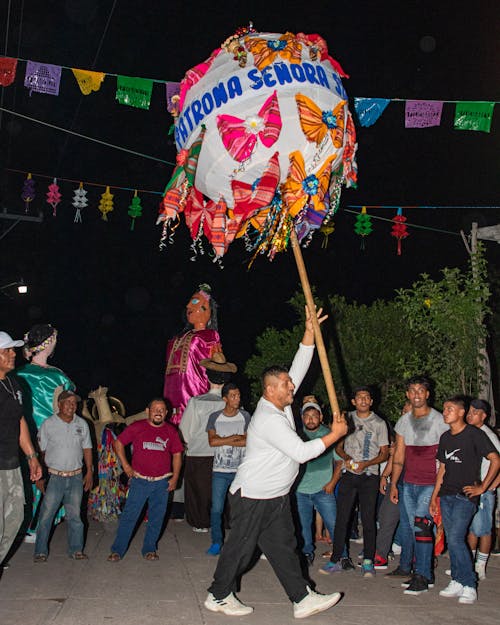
[166,82,181,114]
[24,61,62,96]
[405,100,443,128]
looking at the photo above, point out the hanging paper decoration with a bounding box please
[454,101,495,133]
[161,27,356,261]
[116,75,153,110]
[71,68,105,95]
[320,222,335,248]
[72,182,88,223]
[24,61,62,96]
[354,206,372,249]
[46,178,62,216]
[0,57,17,86]
[354,97,390,127]
[405,100,443,128]
[166,82,181,116]
[128,190,143,230]
[98,186,114,221]
[21,173,36,212]
[391,207,409,256]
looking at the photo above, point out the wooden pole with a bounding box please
[290,228,341,419]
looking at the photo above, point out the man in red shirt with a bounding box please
[107,399,183,561]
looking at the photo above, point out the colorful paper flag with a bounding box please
[24,61,62,96]
[0,57,17,87]
[71,68,105,95]
[166,82,181,114]
[354,98,390,127]
[405,100,443,128]
[116,75,153,110]
[454,101,495,133]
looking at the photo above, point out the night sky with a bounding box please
[1,1,499,413]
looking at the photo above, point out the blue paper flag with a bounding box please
[354,98,391,127]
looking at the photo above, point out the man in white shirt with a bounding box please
[204,307,348,619]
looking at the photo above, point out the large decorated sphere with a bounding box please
[160,27,357,260]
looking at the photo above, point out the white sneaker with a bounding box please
[458,586,477,604]
[204,592,253,616]
[23,533,36,544]
[391,542,402,555]
[192,527,209,533]
[293,586,341,619]
[475,561,486,580]
[439,580,464,597]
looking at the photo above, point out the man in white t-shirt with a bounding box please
[205,383,251,556]
[204,307,348,619]
[466,399,500,579]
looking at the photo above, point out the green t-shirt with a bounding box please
[296,424,340,494]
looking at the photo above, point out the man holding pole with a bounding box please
[204,307,348,619]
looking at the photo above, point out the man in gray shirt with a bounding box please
[321,386,389,577]
[34,390,93,562]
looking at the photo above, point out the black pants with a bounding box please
[331,472,379,562]
[208,490,308,603]
[184,456,213,528]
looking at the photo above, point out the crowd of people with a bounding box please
[1,299,499,619]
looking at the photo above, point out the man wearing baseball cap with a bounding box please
[0,331,42,567]
[34,389,93,562]
[466,399,500,579]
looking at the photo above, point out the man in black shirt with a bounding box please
[0,331,42,566]
[430,396,499,605]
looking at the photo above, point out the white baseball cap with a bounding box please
[0,331,24,349]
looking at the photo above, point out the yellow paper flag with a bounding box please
[72,68,105,95]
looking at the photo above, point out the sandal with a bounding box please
[34,554,47,563]
[107,553,121,562]
[143,552,159,561]
[70,551,88,560]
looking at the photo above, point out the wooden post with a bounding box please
[290,229,341,419]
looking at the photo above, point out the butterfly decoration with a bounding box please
[244,32,302,71]
[231,152,280,226]
[281,151,334,218]
[296,94,346,148]
[295,33,349,77]
[217,91,282,163]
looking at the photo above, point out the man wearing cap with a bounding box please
[34,390,93,562]
[205,307,348,619]
[0,331,42,566]
[295,398,343,566]
[180,352,236,532]
[108,398,183,561]
[466,398,500,580]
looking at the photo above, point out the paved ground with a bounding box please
[0,519,498,625]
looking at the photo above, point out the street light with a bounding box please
[0,279,28,297]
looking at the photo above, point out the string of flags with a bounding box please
[0,55,497,132]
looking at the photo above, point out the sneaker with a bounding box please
[490,547,500,556]
[458,586,477,604]
[204,592,253,616]
[304,552,315,566]
[439,580,464,598]
[475,561,486,580]
[341,557,355,571]
[374,554,388,569]
[361,559,375,577]
[293,586,341,619]
[445,569,451,576]
[403,574,428,595]
[206,543,221,556]
[402,575,434,589]
[192,527,209,533]
[385,566,411,578]
[319,561,343,575]
[23,533,36,544]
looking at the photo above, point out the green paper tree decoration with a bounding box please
[354,206,373,249]
[128,190,142,231]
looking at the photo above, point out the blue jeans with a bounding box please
[35,474,84,556]
[401,483,434,579]
[440,494,477,588]
[396,482,414,572]
[210,471,236,545]
[469,490,495,537]
[111,477,169,557]
[295,489,337,555]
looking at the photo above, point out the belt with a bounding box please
[48,468,82,477]
[134,472,172,482]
